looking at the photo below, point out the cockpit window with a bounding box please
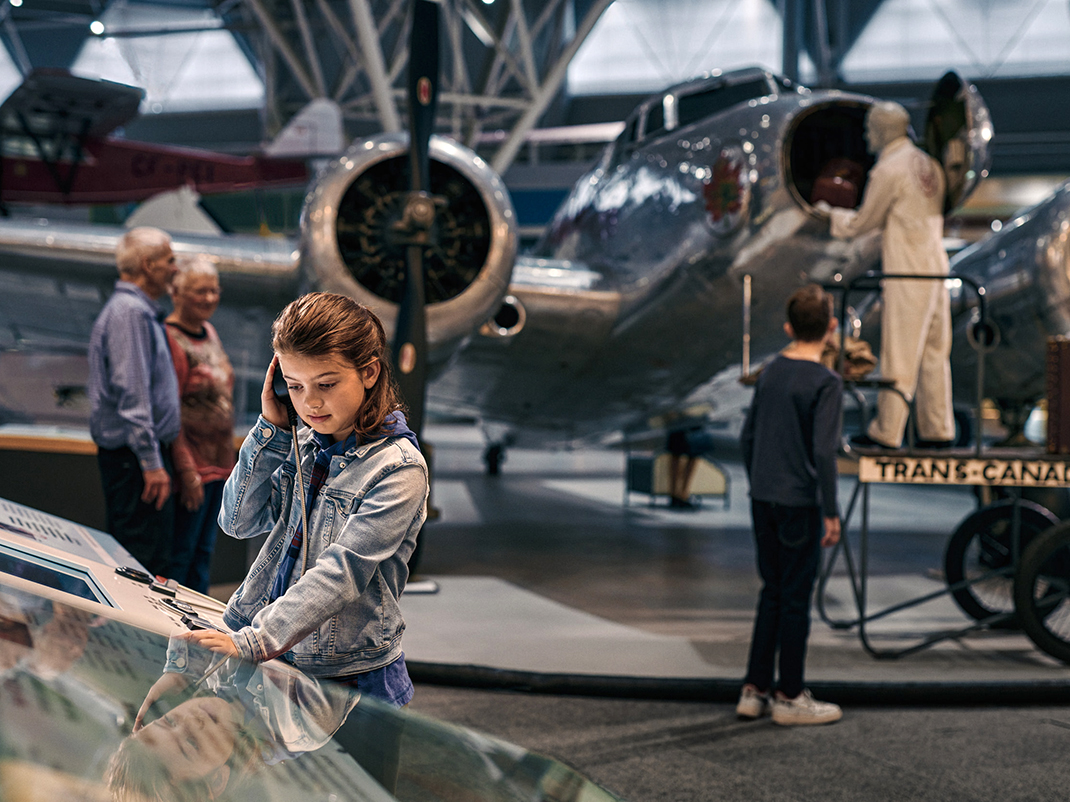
[613,75,775,159]
[677,78,774,129]
[645,101,665,138]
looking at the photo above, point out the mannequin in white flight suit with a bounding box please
[823,101,955,449]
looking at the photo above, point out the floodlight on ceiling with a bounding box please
[89,20,105,36]
[9,0,22,8]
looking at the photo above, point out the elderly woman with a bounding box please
[165,256,235,594]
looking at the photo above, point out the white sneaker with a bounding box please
[735,685,770,719]
[772,690,842,726]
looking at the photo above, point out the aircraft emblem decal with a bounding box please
[417,77,433,106]
[703,145,750,235]
[912,150,940,198]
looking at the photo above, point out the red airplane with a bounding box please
[0,69,311,206]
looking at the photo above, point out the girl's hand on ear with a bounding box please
[261,355,291,429]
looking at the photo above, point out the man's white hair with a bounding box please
[115,227,172,277]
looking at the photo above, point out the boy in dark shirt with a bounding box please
[737,284,843,725]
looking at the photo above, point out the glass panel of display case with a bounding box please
[0,578,621,802]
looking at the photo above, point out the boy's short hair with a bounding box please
[786,284,833,342]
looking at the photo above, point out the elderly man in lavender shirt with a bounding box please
[88,227,181,576]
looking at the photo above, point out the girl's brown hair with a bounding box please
[271,293,404,439]
[105,717,261,802]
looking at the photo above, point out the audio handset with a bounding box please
[272,365,299,428]
[271,361,309,566]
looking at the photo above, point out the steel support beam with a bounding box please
[242,0,318,100]
[347,0,402,133]
[509,0,539,90]
[781,0,803,84]
[491,0,613,175]
[290,0,328,97]
[460,0,536,97]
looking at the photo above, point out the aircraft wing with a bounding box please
[0,69,143,140]
[0,131,517,429]
[0,219,299,427]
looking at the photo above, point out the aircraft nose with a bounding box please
[949,184,1070,413]
[1037,209,1070,336]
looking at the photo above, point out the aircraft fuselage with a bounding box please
[431,71,884,442]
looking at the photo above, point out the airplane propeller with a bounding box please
[391,0,441,438]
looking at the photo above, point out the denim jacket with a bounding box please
[218,416,428,678]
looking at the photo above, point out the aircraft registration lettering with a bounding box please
[858,456,1070,486]
[131,152,157,177]
[171,160,216,182]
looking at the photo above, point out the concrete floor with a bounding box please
[409,684,1070,802]
[393,423,1070,801]
[404,424,1068,688]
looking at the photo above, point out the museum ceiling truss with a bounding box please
[214,0,614,174]
[0,1,1068,177]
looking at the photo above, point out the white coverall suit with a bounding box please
[829,136,954,447]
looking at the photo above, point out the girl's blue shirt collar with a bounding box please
[309,411,419,455]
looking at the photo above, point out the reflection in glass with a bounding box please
[0,580,621,802]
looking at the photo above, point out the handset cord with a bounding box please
[286,406,311,578]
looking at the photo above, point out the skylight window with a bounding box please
[841,0,1070,81]
[568,0,783,95]
[72,1,264,113]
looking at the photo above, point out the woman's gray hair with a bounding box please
[171,254,219,292]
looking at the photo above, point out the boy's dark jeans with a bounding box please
[743,499,823,699]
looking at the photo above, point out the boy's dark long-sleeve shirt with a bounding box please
[740,355,843,519]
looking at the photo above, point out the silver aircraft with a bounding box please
[947,180,1070,438]
[0,67,1002,453]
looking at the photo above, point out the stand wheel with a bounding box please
[944,499,1059,627]
[1014,521,1070,664]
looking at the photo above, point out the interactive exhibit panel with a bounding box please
[0,496,620,802]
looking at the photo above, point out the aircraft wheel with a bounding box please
[484,443,504,476]
[1014,521,1070,665]
[944,499,1059,627]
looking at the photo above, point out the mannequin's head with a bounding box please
[864,102,910,154]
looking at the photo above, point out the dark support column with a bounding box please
[813,0,836,87]
[780,0,803,83]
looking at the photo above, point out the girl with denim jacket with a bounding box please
[189,293,428,708]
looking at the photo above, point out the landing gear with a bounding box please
[483,443,505,476]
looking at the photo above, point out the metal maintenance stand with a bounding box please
[818,449,1070,659]
[813,271,1070,659]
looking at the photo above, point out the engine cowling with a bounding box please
[301,133,518,367]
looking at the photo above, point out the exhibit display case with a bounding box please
[0,497,620,802]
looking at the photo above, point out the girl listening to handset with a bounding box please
[184,292,427,708]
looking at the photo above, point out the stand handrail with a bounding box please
[826,270,993,458]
